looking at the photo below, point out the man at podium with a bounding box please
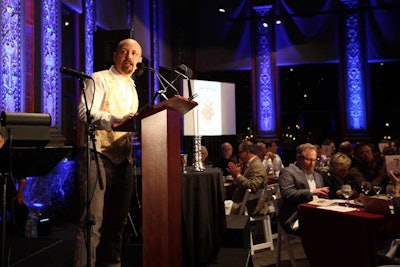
[73,38,143,267]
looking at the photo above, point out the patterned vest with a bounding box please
[95,70,138,165]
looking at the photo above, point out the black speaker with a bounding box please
[222,215,250,249]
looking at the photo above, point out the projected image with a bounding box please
[183,79,236,136]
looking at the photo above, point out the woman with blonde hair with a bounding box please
[322,152,356,199]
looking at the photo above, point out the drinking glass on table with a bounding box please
[180,154,188,173]
[373,184,382,195]
[386,184,395,200]
[361,181,371,195]
[342,184,352,207]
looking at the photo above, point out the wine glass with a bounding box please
[361,181,371,195]
[386,184,395,200]
[180,154,188,173]
[342,184,352,207]
[373,184,382,195]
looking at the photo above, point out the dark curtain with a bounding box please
[275,0,341,65]
[71,0,400,69]
[273,0,400,65]
[194,0,252,72]
[366,0,400,62]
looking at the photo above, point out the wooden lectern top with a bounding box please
[112,95,197,132]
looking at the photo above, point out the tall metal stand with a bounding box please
[79,77,104,267]
[192,136,204,172]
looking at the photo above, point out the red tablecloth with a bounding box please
[297,203,385,267]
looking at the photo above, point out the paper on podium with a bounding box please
[112,96,197,132]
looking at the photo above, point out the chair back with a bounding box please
[239,188,265,215]
[266,183,280,213]
[239,183,281,216]
[273,185,299,267]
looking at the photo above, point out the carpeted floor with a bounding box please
[262,259,310,267]
[251,236,310,267]
[9,238,74,267]
[5,221,310,267]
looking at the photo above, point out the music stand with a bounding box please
[0,112,70,267]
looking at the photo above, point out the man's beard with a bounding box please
[121,65,133,74]
[223,154,232,160]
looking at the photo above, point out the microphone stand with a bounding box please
[144,67,180,104]
[173,65,195,100]
[79,76,104,267]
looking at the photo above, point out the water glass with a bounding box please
[361,181,371,195]
[386,184,395,200]
[342,184,352,207]
[373,184,382,195]
[180,154,188,173]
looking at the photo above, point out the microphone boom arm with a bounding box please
[152,69,180,96]
[143,66,180,104]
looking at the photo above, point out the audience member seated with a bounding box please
[339,140,355,166]
[359,170,400,265]
[265,141,284,175]
[322,152,357,199]
[200,145,213,168]
[314,144,329,172]
[256,142,268,171]
[278,143,329,233]
[322,138,336,156]
[390,170,400,215]
[348,142,389,194]
[216,142,238,176]
[383,140,400,156]
[225,141,268,216]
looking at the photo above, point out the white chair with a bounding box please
[239,185,277,255]
[273,196,300,267]
[266,183,280,241]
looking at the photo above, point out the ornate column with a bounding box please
[151,0,160,96]
[41,0,61,127]
[84,0,95,75]
[252,4,278,139]
[1,0,25,112]
[341,0,368,137]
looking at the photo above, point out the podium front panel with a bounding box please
[141,109,182,267]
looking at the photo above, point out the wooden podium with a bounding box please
[113,96,197,267]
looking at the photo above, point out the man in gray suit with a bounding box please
[278,143,329,233]
[226,140,268,216]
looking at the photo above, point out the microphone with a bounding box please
[173,64,194,100]
[60,67,92,79]
[134,63,145,76]
[174,64,193,79]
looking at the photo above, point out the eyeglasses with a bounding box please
[360,149,371,155]
[302,156,317,162]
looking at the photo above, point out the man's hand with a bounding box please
[226,161,241,179]
[314,187,330,198]
[122,112,136,123]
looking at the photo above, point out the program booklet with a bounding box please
[308,198,338,206]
